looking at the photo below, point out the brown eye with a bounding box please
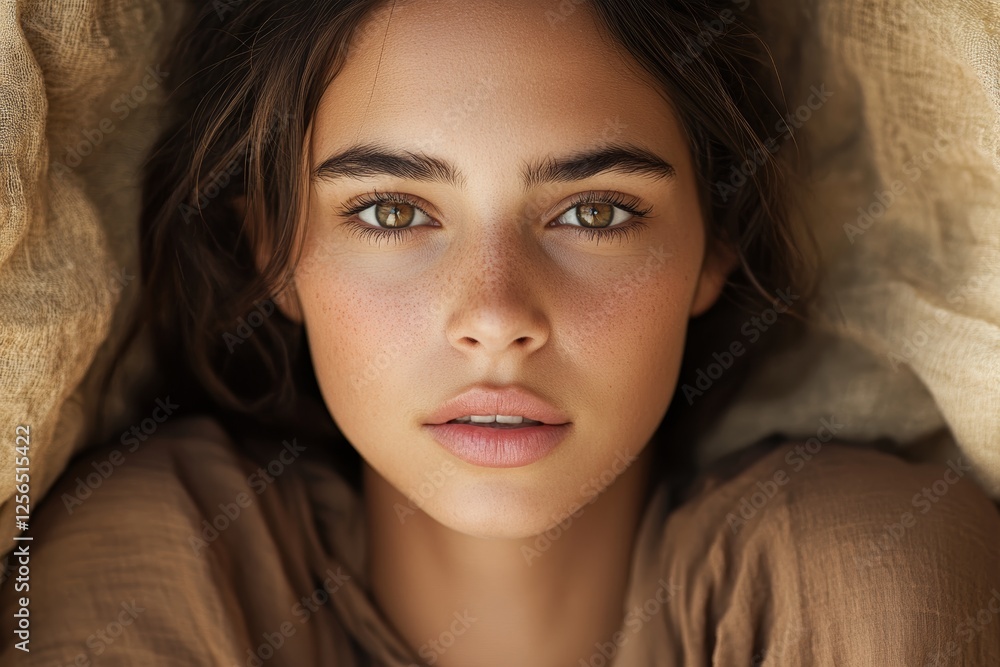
[353,194,433,230]
[375,202,416,228]
[576,202,614,228]
[555,196,640,232]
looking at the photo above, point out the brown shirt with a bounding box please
[0,415,686,666]
[5,414,997,665]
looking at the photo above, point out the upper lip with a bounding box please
[424,384,572,426]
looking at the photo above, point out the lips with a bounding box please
[424,420,571,467]
[445,418,544,429]
[424,385,572,427]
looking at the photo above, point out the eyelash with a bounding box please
[335,189,653,247]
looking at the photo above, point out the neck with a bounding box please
[363,443,657,667]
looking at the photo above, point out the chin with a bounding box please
[421,482,576,541]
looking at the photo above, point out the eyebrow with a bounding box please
[311,142,676,191]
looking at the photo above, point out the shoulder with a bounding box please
[690,434,940,494]
[0,415,270,664]
[677,436,996,545]
[51,413,255,523]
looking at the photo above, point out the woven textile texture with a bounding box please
[0,0,998,554]
[0,0,185,548]
[691,0,1000,496]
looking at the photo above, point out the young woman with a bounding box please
[4,1,999,665]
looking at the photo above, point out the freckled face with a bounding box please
[282,0,733,538]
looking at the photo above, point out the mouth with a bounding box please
[424,384,572,434]
[444,415,548,429]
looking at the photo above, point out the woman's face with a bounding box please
[283,0,734,538]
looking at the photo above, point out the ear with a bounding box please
[689,238,739,318]
[232,194,305,324]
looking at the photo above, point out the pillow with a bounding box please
[693,0,1000,500]
[0,0,186,549]
[1,0,997,559]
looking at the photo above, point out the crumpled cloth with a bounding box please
[2,0,1000,561]
[3,415,999,665]
[695,0,1000,496]
[0,0,186,549]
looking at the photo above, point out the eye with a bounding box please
[550,191,653,245]
[555,201,636,229]
[355,196,433,229]
[336,190,437,246]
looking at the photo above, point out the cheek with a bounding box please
[558,246,697,395]
[295,259,422,424]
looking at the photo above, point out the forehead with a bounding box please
[310,0,686,177]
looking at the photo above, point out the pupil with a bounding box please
[377,202,412,228]
[578,203,612,228]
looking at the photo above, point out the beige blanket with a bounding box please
[0,0,186,549]
[695,0,1000,494]
[1,0,999,556]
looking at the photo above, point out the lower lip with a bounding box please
[422,422,572,468]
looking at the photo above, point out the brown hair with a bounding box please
[108,0,818,481]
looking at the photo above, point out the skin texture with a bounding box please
[266,0,737,663]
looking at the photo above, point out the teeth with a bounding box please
[494,415,523,424]
[450,414,542,425]
[471,415,502,423]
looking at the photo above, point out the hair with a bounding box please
[104,0,819,490]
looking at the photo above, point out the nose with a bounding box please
[444,230,551,359]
